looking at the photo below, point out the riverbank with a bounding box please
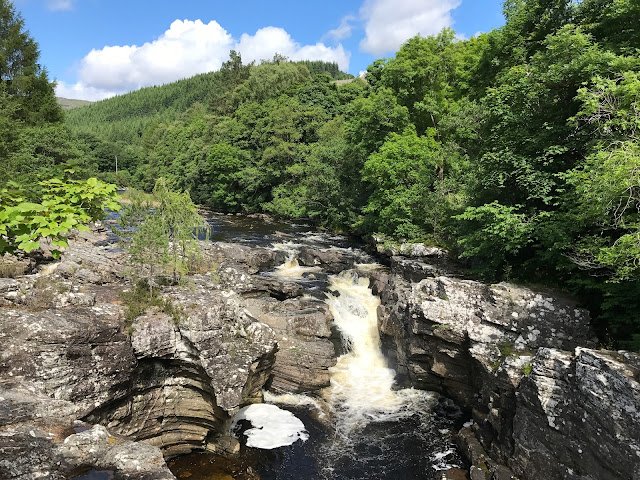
[1,218,639,479]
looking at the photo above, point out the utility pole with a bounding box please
[115,155,118,174]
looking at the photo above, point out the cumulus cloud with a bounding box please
[359,0,461,55]
[46,0,74,11]
[55,80,119,102]
[324,15,356,43]
[58,20,350,101]
[236,26,349,70]
[77,20,233,94]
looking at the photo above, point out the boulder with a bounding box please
[0,305,135,413]
[243,295,336,393]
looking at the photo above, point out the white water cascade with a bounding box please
[229,260,461,476]
[271,242,321,280]
[322,269,435,439]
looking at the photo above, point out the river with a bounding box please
[169,214,467,479]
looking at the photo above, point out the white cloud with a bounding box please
[55,80,118,102]
[46,0,74,11]
[236,26,349,71]
[324,15,356,43]
[59,20,350,101]
[359,0,461,55]
[78,20,233,94]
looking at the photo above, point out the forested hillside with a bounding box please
[2,0,639,349]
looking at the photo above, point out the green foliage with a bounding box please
[153,178,209,282]
[0,178,119,258]
[0,0,68,187]
[234,62,311,105]
[296,60,353,80]
[118,179,207,292]
[58,1,640,349]
[0,0,61,126]
[454,202,540,274]
[343,88,409,157]
[120,280,185,329]
[361,126,440,239]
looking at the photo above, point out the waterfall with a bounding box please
[322,269,435,439]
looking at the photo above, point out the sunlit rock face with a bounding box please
[87,281,278,458]
[372,248,640,480]
[0,227,281,476]
[0,225,348,476]
[512,348,640,480]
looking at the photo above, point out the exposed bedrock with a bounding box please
[0,230,286,477]
[207,244,339,394]
[86,281,278,459]
[0,229,340,478]
[373,250,640,480]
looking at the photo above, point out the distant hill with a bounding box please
[64,70,226,144]
[57,97,92,110]
[64,60,353,144]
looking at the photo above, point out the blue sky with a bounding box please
[15,0,506,100]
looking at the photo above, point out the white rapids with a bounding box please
[271,242,321,279]
[322,269,435,438]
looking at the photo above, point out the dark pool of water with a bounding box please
[169,399,467,480]
[71,470,114,480]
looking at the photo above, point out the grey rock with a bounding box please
[511,348,640,480]
[0,278,19,293]
[0,388,175,480]
[369,236,448,259]
[297,247,355,273]
[0,305,135,413]
[0,254,33,278]
[58,227,127,284]
[86,283,278,458]
[0,425,67,480]
[203,242,282,274]
[59,425,176,479]
[377,255,639,480]
[470,466,492,480]
[244,295,336,393]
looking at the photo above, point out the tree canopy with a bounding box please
[2,0,637,349]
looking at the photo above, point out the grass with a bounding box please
[0,257,27,278]
[120,280,186,331]
[116,188,158,207]
[56,97,92,110]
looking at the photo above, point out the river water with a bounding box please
[169,214,466,480]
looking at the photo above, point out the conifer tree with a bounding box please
[0,0,61,125]
[0,0,63,186]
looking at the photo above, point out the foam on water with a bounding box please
[264,391,328,419]
[231,404,309,449]
[273,253,321,279]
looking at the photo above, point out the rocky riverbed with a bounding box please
[0,220,638,479]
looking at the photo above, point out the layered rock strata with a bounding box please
[0,229,290,478]
[0,227,345,477]
[204,241,339,393]
[373,247,640,480]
